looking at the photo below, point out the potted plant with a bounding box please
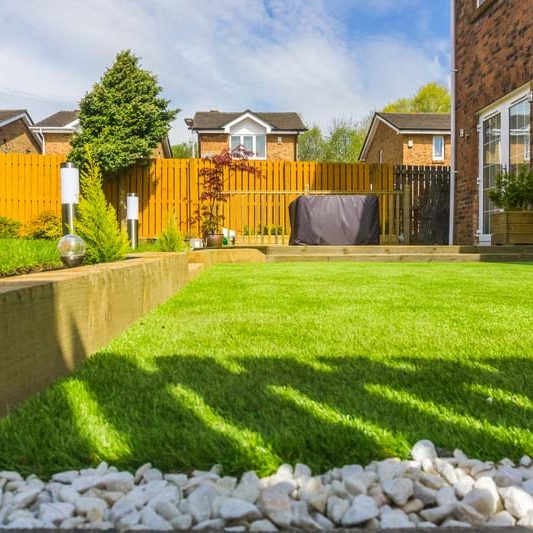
[195,146,259,248]
[488,164,533,244]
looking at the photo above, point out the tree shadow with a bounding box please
[3,348,533,478]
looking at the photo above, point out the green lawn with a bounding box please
[0,238,61,276]
[1,262,533,477]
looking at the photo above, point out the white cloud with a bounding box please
[0,0,450,144]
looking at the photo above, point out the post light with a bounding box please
[126,193,139,250]
[57,234,86,267]
[60,162,80,235]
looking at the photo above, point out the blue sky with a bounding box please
[0,0,451,144]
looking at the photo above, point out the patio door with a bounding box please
[478,89,531,244]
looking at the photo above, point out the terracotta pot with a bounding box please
[205,233,224,248]
[491,211,533,244]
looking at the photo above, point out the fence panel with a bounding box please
[394,165,450,245]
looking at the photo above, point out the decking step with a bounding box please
[266,253,533,263]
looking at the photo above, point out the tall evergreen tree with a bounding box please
[70,50,178,175]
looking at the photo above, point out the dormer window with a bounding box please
[230,134,266,158]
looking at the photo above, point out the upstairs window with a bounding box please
[230,134,266,159]
[432,135,445,161]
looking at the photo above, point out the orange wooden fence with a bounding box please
[0,155,395,240]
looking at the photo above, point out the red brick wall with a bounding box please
[364,122,403,164]
[455,0,533,244]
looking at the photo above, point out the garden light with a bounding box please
[126,193,139,250]
[60,162,80,235]
[57,234,86,267]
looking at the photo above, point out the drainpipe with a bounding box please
[449,0,456,245]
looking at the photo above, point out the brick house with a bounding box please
[453,0,532,244]
[31,110,172,158]
[185,110,307,161]
[359,112,451,165]
[0,110,41,154]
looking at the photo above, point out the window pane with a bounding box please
[482,113,502,234]
[255,135,266,158]
[433,136,444,159]
[509,98,531,173]
[230,136,240,150]
[242,136,253,152]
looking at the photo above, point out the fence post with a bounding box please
[304,184,310,195]
[403,184,411,245]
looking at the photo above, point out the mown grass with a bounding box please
[0,238,61,277]
[1,262,533,477]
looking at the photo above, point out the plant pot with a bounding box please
[491,211,533,244]
[205,233,224,248]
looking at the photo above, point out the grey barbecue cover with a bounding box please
[289,195,379,245]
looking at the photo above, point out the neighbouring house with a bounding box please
[31,110,172,158]
[0,110,41,154]
[185,110,308,161]
[359,112,451,166]
[454,0,532,245]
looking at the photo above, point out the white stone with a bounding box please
[380,509,414,529]
[218,498,261,521]
[436,459,458,485]
[419,503,456,524]
[257,488,292,528]
[403,498,424,513]
[419,473,445,490]
[99,472,134,493]
[214,476,237,497]
[72,476,100,493]
[143,468,164,482]
[187,484,217,523]
[141,506,172,530]
[441,519,471,527]
[249,519,278,532]
[382,477,413,506]
[117,510,141,528]
[494,465,522,487]
[51,471,79,484]
[330,480,349,499]
[502,486,533,519]
[13,487,41,509]
[0,471,23,482]
[60,516,86,529]
[312,511,335,530]
[341,494,379,526]
[453,502,486,526]
[147,485,180,508]
[59,486,80,504]
[192,518,226,530]
[225,527,246,533]
[411,440,437,463]
[233,471,261,503]
[377,459,403,483]
[294,463,312,479]
[520,455,532,467]
[5,517,40,528]
[326,496,350,524]
[343,474,368,496]
[368,483,389,507]
[134,463,151,483]
[75,497,108,522]
[341,464,364,479]
[437,486,457,506]
[290,501,321,530]
[417,521,437,528]
[518,509,533,527]
[414,481,437,505]
[454,475,475,498]
[299,477,329,514]
[38,502,75,523]
[523,479,533,496]
[154,500,181,521]
[170,513,193,530]
[486,510,516,526]
[164,473,188,487]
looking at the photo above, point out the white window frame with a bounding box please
[476,0,486,7]
[477,87,531,244]
[229,134,267,160]
[432,135,445,161]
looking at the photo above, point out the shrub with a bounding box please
[75,149,129,264]
[158,215,186,252]
[488,165,533,211]
[0,216,21,239]
[21,211,62,240]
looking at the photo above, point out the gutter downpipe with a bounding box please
[449,0,456,245]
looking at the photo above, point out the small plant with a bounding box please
[20,211,62,240]
[0,216,21,239]
[488,165,533,211]
[158,214,186,252]
[193,147,261,237]
[75,148,129,264]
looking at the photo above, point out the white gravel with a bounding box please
[1,440,533,530]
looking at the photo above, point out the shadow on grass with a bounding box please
[1,350,533,478]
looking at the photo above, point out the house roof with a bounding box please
[33,110,79,128]
[0,110,31,124]
[376,112,451,131]
[359,112,451,161]
[187,110,307,131]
